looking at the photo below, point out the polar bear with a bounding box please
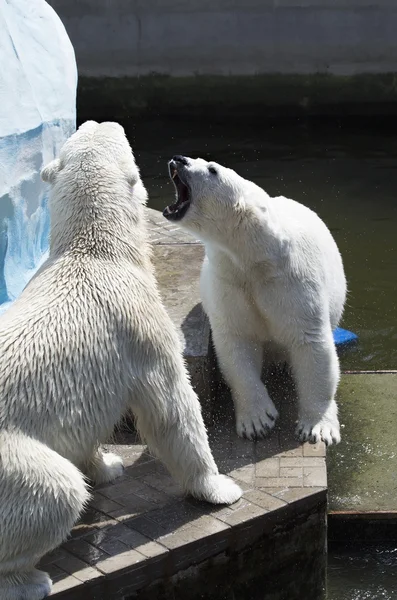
[0,125,242,600]
[164,155,347,446]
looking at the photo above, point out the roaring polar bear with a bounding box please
[164,155,347,446]
[0,124,241,600]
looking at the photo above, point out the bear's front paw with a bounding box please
[236,402,278,441]
[296,418,341,446]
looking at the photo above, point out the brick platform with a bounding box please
[45,209,327,599]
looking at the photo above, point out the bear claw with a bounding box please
[296,420,341,446]
[236,407,278,441]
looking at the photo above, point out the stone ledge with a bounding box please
[46,428,326,599]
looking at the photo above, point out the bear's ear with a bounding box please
[41,158,61,184]
[127,171,139,187]
[119,156,140,187]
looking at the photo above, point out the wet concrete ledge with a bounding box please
[47,209,327,599]
[328,371,397,545]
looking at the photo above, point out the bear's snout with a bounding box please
[172,155,189,166]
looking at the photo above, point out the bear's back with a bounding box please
[0,251,161,460]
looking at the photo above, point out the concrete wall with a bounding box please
[48,0,397,78]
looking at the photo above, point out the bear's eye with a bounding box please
[208,166,218,175]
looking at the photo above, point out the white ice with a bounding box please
[0,0,77,313]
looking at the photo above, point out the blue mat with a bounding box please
[333,327,358,347]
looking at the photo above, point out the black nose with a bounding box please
[172,155,188,165]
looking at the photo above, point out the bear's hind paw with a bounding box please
[189,474,243,505]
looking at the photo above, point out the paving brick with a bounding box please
[255,457,280,478]
[96,478,147,501]
[277,445,304,458]
[129,483,174,505]
[53,552,103,583]
[138,471,183,497]
[90,492,124,514]
[96,548,146,575]
[189,515,230,536]
[280,466,303,478]
[274,486,325,503]
[303,466,327,487]
[62,539,109,566]
[81,506,118,525]
[243,489,287,512]
[157,527,200,551]
[255,437,283,460]
[96,522,141,542]
[45,564,68,583]
[106,507,146,522]
[124,460,160,478]
[109,493,157,516]
[123,515,168,539]
[86,522,168,559]
[255,476,303,488]
[210,497,246,520]
[145,501,204,532]
[280,457,324,468]
[68,522,103,540]
[133,539,169,559]
[259,486,289,496]
[228,464,255,485]
[39,547,67,567]
[303,441,326,457]
[51,574,82,595]
[83,532,131,557]
[230,478,254,493]
[218,501,266,526]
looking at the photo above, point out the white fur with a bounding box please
[0,124,241,599]
[167,156,347,446]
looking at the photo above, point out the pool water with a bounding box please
[125,117,397,372]
[328,543,397,600]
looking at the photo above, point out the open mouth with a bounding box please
[163,163,191,221]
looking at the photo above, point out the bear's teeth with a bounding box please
[172,170,178,180]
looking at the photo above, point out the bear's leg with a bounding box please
[132,380,242,505]
[0,431,89,600]
[290,332,341,446]
[84,449,124,485]
[212,332,279,440]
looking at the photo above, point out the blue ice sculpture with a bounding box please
[0,0,77,313]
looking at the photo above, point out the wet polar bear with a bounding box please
[0,124,241,600]
[164,155,346,446]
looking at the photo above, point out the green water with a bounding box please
[126,117,397,371]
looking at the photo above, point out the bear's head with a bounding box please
[41,121,141,189]
[163,155,263,237]
[40,121,147,253]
